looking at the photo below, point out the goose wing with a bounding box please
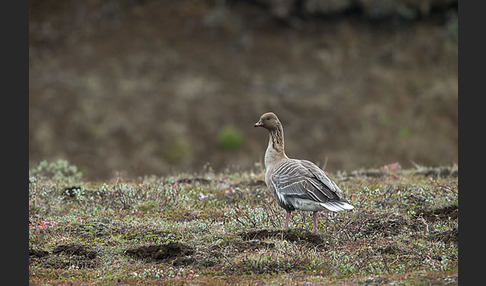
[270,159,352,211]
[299,159,346,200]
[271,159,339,201]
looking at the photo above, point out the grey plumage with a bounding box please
[255,112,354,233]
[269,159,353,212]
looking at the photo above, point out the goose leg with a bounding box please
[283,210,291,229]
[312,211,319,233]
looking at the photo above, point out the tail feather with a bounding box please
[321,201,354,212]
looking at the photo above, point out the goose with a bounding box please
[254,112,354,233]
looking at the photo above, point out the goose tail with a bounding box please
[321,201,354,212]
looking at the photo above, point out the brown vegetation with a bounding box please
[29,1,457,179]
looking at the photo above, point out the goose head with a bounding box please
[254,112,280,131]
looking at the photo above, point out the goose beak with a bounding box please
[254,119,264,127]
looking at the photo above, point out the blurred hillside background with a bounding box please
[29,0,458,180]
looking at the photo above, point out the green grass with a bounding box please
[29,165,458,285]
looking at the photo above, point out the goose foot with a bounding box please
[283,210,291,229]
[311,211,319,233]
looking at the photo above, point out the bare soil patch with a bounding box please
[52,243,98,259]
[124,242,219,267]
[428,229,458,245]
[239,229,324,246]
[29,243,99,269]
[348,212,426,237]
[422,205,458,222]
[124,242,194,262]
[29,248,49,258]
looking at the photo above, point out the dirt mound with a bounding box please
[124,242,194,262]
[29,248,49,258]
[52,243,97,259]
[239,229,324,246]
[30,243,98,269]
[124,242,218,267]
[348,213,425,237]
[428,229,458,244]
[360,217,405,236]
[422,205,458,222]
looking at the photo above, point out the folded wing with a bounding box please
[271,159,353,211]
